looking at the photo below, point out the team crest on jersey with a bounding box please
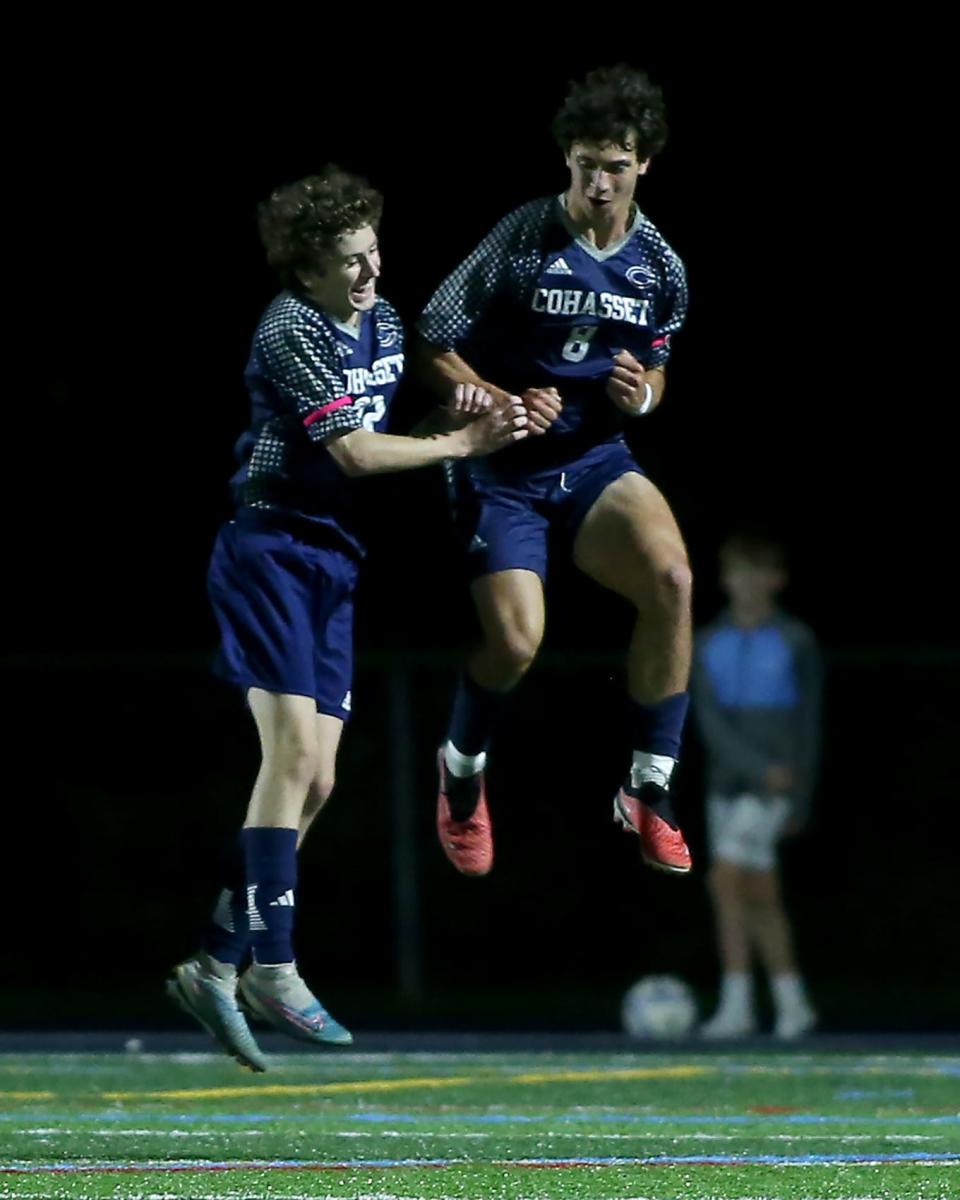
[376,322,400,347]
[545,256,573,275]
[626,265,657,290]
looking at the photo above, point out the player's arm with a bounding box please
[414,203,563,434]
[606,353,667,416]
[323,388,528,477]
[608,249,688,416]
[413,335,562,435]
[263,321,527,474]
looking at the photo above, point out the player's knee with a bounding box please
[309,770,336,809]
[655,559,693,614]
[488,625,542,676]
[265,730,321,787]
[624,555,692,617]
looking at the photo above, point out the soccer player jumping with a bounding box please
[417,65,693,878]
[168,168,526,1070]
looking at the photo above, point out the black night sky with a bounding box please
[10,27,957,1031]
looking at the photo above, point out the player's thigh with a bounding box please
[247,688,322,773]
[470,569,546,659]
[307,712,345,808]
[297,715,344,846]
[572,472,690,604]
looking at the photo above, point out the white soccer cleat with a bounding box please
[238,962,353,1046]
[166,954,267,1072]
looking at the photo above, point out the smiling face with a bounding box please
[565,136,649,232]
[299,224,381,324]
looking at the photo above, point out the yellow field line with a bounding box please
[511,1065,713,1084]
[0,1091,56,1100]
[100,1063,714,1102]
[102,1076,478,1101]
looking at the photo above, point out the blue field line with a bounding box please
[2,1152,959,1175]
[835,1088,915,1099]
[510,1152,960,1166]
[2,1109,958,1126]
[345,1111,960,1126]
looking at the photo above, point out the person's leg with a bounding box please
[298,713,345,846]
[445,568,545,770]
[438,569,545,875]
[710,860,752,975]
[169,685,322,1074]
[573,472,693,872]
[742,867,816,1039]
[438,475,550,874]
[232,558,357,1047]
[200,835,249,969]
[175,527,352,1064]
[238,700,351,1047]
[742,868,796,975]
[700,858,757,1038]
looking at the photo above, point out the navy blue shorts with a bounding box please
[450,438,643,581]
[207,519,359,719]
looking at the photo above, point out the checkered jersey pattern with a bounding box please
[238,293,403,514]
[632,218,687,369]
[418,196,686,368]
[418,200,555,350]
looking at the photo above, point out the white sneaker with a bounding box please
[775,1001,817,1040]
[699,1008,757,1040]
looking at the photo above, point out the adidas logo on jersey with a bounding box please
[545,257,573,275]
[341,690,352,712]
[269,889,296,908]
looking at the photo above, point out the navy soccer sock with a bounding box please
[242,827,298,966]
[629,692,690,762]
[201,834,249,968]
[446,671,510,759]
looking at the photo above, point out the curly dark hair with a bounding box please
[257,166,383,288]
[552,65,668,159]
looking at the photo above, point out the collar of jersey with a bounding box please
[555,193,644,262]
[290,288,367,340]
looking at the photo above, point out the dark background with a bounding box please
[9,29,956,1033]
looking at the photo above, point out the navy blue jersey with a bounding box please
[418,196,687,470]
[231,291,404,555]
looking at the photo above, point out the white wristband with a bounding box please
[636,381,654,415]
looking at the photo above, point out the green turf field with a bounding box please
[0,1049,957,1198]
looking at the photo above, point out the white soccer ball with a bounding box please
[621,975,697,1040]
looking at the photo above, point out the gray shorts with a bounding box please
[706,794,792,871]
